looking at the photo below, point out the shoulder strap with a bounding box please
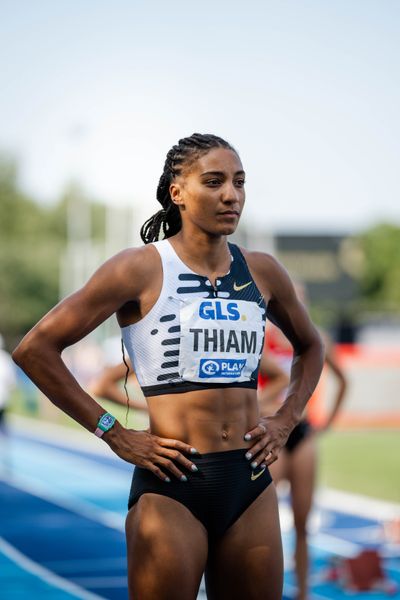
[228,243,253,279]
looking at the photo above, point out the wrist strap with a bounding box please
[94,412,116,438]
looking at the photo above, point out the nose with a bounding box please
[221,181,242,204]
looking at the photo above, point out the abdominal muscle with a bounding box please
[146,387,259,453]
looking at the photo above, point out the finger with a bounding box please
[161,447,199,474]
[244,434,272,462]
[257,444,280,467]
[247,442,278,468]
[158,437,199,455]
[264,449,279,466]
[156,456,188,482]
[244,422,267,441]
[147,463,172,483]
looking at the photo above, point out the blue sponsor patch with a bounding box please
[199,358,247,379]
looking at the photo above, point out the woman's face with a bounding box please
[170,147,245,237]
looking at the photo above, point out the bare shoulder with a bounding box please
[240,248,282,274]
[239,247,293,299]
[14,245,163,351]
[104,244,160,281]
[90,244,161,295]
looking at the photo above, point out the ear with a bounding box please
[170,182,185,208]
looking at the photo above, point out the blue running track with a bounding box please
[0,421,399,599]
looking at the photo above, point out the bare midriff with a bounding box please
[147,387,259,453]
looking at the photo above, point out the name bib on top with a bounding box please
[179,297,264,384]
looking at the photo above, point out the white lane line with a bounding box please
[284,581,332,600]
[12,435,130,490]
[0,537,105,600]
[322,524,383,543]
[70,577,127,588]
[280,487,400,559]
[317,488,400,520]
[43,557,126,574]
[9,415,115,457]
[0,473,125,532]
[310,532,361,557]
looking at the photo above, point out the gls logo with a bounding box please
[199,301,240,321]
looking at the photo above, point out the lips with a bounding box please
[219,210,240,216]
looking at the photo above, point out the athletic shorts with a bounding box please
[128,448,272,539]
[284,420,312,454]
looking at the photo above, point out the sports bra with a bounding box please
[121,240,267,397]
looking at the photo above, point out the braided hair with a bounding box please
[140,133,237,244]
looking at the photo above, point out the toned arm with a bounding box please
[263,256,325,428]
[242,251,325,466]
[12,245,199,481]
[12,247,148,432]
[258,353,290,414]
[320,337,348,430]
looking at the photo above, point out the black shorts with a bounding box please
[128,448,272,539]
[284,420,312,454]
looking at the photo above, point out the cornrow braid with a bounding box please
[140,133,237,244]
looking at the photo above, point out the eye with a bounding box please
[205,178,222,187]
[235,178,246,187]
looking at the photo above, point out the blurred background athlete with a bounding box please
[259,284,347,600]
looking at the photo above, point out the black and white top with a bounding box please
[121,240,267,397]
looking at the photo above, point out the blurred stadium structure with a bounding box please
[59,197,134,342]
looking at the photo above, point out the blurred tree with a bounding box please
[0,154,63,348]
[0,153,106,350]
[358,223,400,310]
[0,155,44,239]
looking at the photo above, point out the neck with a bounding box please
[171,229,231,273]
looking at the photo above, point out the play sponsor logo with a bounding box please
[199,358,247,379]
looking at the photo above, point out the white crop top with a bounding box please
[121,240,267,397]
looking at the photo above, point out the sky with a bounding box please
[1,0,399,235]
